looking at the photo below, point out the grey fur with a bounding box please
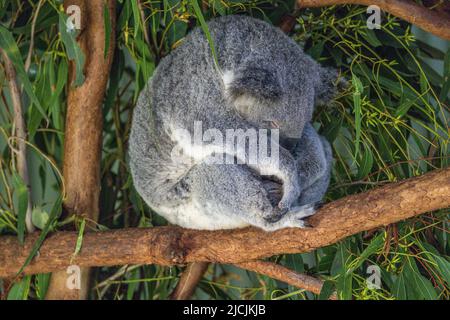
[129,15,338,231]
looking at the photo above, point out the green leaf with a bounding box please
[48,59,68,131]
[35,273,51,300]
[421,242,450,284]
[31,206,50,230]
[352,73,363,158]
[126,269,141,300]
[308,41,324,60]
[404,258,438,300]
[212,0,227,16]
[322,113,343,143]
[357,143,374,180]
[432,255,450,283]
[58,13,85,87]
[12,172,28,244]
[189,0,220,71]
[440,49,450,101]
[0,25,46,119]
[348,232,383,273]
[16,195,63,276]
[333,240,353,300]
[104,51,123,111]
[393,272,407,300]
[73,218,86,258]
[7,276,31,300]
[130,0,141,39]
[361,29,382,47]
[318,280,335,300]
[395,97,418,118]
[284,254,304,273]
[168,20,188,48]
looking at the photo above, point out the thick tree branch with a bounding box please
[296,0,450,40]
[0,167,448,278]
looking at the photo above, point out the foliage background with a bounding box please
[0,0,448,300]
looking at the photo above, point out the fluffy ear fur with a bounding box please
[223,66,283,104]
[315,66,347,106]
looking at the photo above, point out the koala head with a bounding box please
[215,16,341,140]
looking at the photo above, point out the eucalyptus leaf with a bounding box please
[58,13,85,87]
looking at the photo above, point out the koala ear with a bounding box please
[222,66,283,104]
[315,66,348,106]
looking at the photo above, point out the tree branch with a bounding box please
[24,0,44,72]
[45,0,116,300]
[170,262,209,300]
[0,167,448,278]
[296,0,450,40]
[235,261,337,300]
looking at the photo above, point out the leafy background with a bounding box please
[0,0,448,300]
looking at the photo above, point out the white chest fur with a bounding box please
[158,199,249,230]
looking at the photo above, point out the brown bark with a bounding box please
[296,0,450,40]
[236,261,337,300]
[45,0,115,300]
[0,167,448,278]
[170,262,209,300]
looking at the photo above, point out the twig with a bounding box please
[137,0,151,47]
[296,0,450,40]
[236,261,337,299]
[170,262,209,300]
[94,264,142,298]
[24,0,45,72]
[0,49,34,233]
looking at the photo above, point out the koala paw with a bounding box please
[283,204,316,228]
[292,219,312,229]
[287,204,317,219]
[261,204,316,231]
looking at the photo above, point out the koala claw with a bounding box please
[261,204,316,230]
[288,204,316,219]
[295,219,312,229]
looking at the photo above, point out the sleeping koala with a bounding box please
[129,15,339,231]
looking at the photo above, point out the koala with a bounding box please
[129,15,339,231]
